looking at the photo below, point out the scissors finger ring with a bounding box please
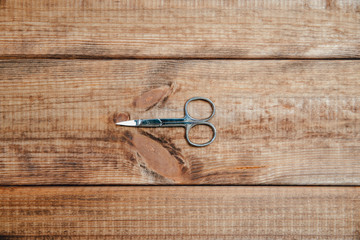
[116,97,216,147]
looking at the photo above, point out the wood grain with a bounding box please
[0,186,359,239]
[1,0,360,59]
[1,59,359,185]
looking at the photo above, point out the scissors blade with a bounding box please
[116,119,162,127]
[116,120,139,126]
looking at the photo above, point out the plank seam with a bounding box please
[1,56,360,60]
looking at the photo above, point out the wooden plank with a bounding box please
[0,0,359,58]
[1,60,359,185]
[0,186,359,239]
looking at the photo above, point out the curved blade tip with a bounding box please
[116,120,137,126]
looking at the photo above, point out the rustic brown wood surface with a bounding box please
[1,0,360,238]
[1,0,360,58]
[1,59,359,185]
[1,186,359,239]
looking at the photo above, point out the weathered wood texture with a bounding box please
[1,60,359,185]
[0,186,359,239]
[1,0,360,58]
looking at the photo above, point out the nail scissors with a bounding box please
[116,97,216,147]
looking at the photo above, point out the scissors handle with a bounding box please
[184,97,215,121]
[185,122,216,147]
[184,97,216,147]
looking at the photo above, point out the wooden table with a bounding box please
[1,0,360,239]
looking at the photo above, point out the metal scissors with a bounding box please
[116,97,216,147]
